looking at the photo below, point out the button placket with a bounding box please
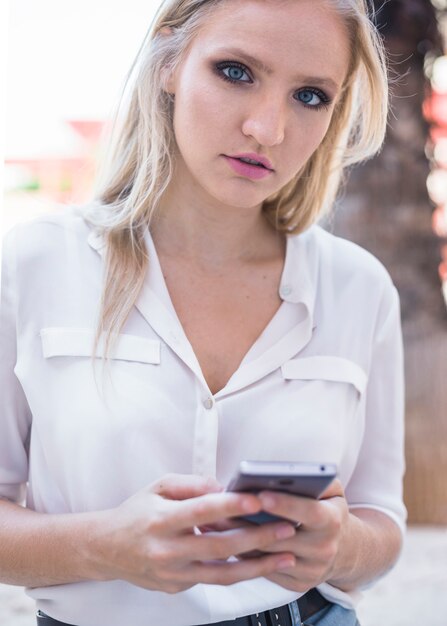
[192,387,219,477]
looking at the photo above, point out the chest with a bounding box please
[159,256,284,394]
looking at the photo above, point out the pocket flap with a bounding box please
[40,328,161,364]
[281,356,367,394]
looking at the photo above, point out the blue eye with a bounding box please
[226,66,247,81]
[296,88,330,110]
[216,62,251,84]
[214,61,331,111]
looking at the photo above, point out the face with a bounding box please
[164,0,351,213]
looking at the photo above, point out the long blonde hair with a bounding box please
[83,0,388,360]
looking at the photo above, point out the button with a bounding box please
[203,396,214,410]
[280,284,292,298]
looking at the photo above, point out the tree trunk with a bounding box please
[328,0,447,523]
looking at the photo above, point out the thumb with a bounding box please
[150,473,224,500]
[320,478,344,500]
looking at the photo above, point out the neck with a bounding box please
[150,185,284,269]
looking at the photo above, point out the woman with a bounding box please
[0,1,406,625]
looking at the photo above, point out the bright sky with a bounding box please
[5,0,163,157]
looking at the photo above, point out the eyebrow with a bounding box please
[212,46,341,92]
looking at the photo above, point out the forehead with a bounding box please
[190,0,351,86]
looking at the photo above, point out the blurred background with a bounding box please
[1,0,447,625]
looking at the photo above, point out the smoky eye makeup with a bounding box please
[212,59,334,111]
[294,87,332,110]
[213,60,252,84]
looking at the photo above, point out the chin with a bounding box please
[214,178,273,204]
[213,189,268,210]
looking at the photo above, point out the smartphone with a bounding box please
[226,460,337,525]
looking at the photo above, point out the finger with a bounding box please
[151,474,223,501]
[265,570,309,592]
[237,532,331,560]
[186,552,296,586]
[236,549,265,559]
[265,560,327,593]
[319,478,344,500]
[169,492,264,531]
[258,491,331,529]
[178,522,297,562]
[255,479,345,527]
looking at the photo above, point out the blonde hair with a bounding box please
[82,0,388,360]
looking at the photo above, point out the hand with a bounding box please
[93,474,297,593]
[236,480,350,593]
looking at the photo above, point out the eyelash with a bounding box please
[214,60,332,111]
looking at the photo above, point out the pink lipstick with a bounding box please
[223,154,274,180]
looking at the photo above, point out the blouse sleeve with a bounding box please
[0,227,32,504]
[344,279,407,537]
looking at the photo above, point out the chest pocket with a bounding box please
[40,327,161,364]
[281,356,367,395]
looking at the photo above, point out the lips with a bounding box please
[235,158,267,169]
[229,153,274,171]
[223,155,273,180]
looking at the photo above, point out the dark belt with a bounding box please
[36,588,331,626]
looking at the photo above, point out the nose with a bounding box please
[241,95,286,147]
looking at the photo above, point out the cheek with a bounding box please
[174,80,229,149]
[288,112,334,169]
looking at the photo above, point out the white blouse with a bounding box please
[0,206,406,626]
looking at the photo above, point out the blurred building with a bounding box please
[4,119,103,231]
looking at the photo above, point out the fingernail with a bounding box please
[277,557,295,570]
[276,524,296,540]
[259,493,276,509]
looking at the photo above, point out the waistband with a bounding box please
[36,588,331,626]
